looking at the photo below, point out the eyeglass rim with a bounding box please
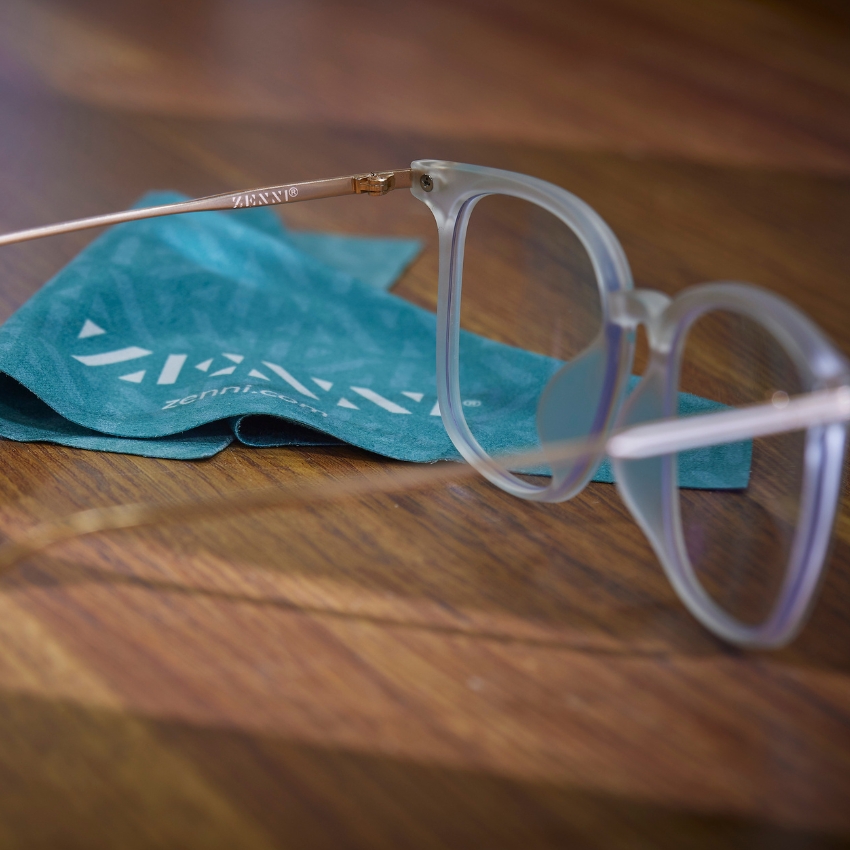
[612,282,850,648]
[410,159,636,502]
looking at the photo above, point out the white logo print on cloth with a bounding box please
[69,318,484,418]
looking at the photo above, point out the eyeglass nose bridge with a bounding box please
[535,288,676,500]
[608,289,675,352]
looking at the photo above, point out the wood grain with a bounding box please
[0,1,849,847]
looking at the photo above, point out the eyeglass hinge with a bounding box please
[353,172,396,196]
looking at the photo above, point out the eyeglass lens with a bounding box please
[457,194,604,483]
[677,309,807,626]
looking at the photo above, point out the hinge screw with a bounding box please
[420,174,434,192]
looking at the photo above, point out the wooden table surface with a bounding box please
[0,1,849,847]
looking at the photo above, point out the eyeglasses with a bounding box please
[1,159,848,649]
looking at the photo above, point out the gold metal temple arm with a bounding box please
[0,168,413,248]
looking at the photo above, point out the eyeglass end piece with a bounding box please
[353,169,413,196]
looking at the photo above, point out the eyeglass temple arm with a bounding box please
[607,386,850,460]
[0,387,845,572]
[0,169,413,248]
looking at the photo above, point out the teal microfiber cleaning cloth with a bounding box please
[0,192,750,488]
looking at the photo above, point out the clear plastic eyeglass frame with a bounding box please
[1,159,848,649]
